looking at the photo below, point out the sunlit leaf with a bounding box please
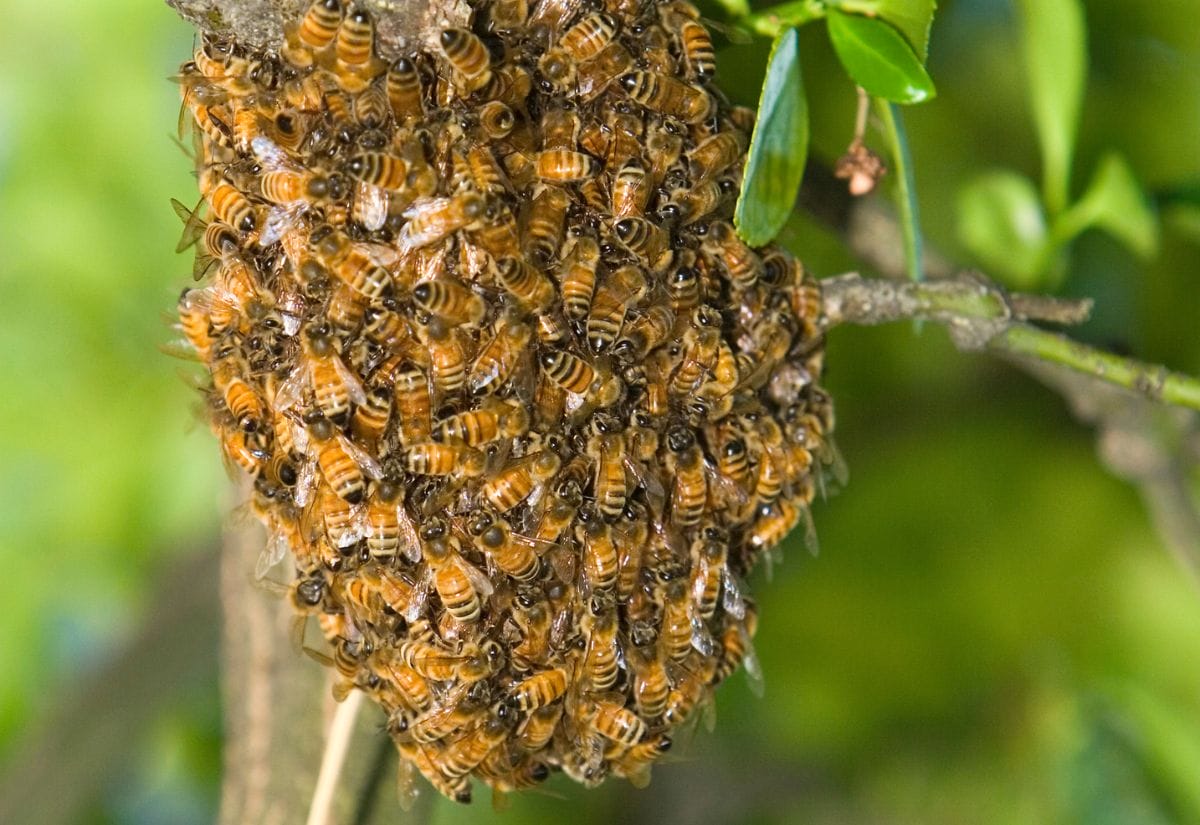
[1015,0,1086,215]
[735,27,808,246]
[1064,152,1159,258]
[957,170,1048,288]
[830,0,938,60]
[826,10,935,104]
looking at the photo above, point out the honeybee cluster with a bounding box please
[174,0,835,804]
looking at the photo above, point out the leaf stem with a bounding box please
[873,99,923,283]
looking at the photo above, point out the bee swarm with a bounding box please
[175,0,835,804]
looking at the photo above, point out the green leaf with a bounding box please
[735,27,809,246]
[826,10,936,104]
[1056,152,1159,258]
[957,171,1049,289]
[1015,0,1087,216]
[830,0,937,60]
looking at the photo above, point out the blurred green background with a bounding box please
[1,1,1198,823]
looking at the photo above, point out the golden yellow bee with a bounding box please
[399,192,486,251]
[207,180,260,236]
[523,185,570,264]
[559,236,599,321]
[536,148,600,183]
[477,100,515,139]
[583,699,646,746]
[411,277,486,327]
[283,0,343,66]
[469,315,532,395]
[581,595,620,690]
[586,264,646,353]
[422,532,494,624]
[690,131,744,181]
[434,402,528,446]
[578,512,620,590]
[404,441,486,477]
[507,667,569,712]
[539,349,594,394]
[704,221,763,290]
[611,216,672,272]
[311,226,395,301]
[439,27,493,95]
[610,158,650,219]
[481,451,562,513]
[493,255,555,311]
[416,316,468,394]
[386,56,425,124]
[392,366,433,446]
[517,704,563,752]
[345,151,408,191]
[306,414,382,504]
[619,70,712,123]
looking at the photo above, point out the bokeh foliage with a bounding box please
[0,0,1198,823]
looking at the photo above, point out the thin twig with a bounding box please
[307,690,366,825]
[820,272,1200,413]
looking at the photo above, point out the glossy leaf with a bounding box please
[1015,0,1086,215]
[735,27,809,246]
[957,171,1048,288]
[1061,152,1159,257]
[831,0,938,60]
[826,10,936,104]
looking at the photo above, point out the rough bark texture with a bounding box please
[166,0,470,58]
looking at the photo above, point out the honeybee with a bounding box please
[523,186,570,264]
[493,255,555,311]
[690,525,728,620]
[345,151,409,191]
[714,614,764,696]
[375,657,433,713]
[559,236,599,321]
[310,226,395,301]
[619,70,712,123]
[411,278,486,328]
[539,349,594,395]
[283,0,343,66]
[469,314,532,395]
[574,40,635,102]
[539,106,581,150]
[399,739,473,803]
[610,158,650,219]
[206,180,261,236]
[506,667,569,712]
[481,451,562,513]
[420,528,494,624]
[541,12,618,88]
[177,288,214,360]
[585,431,628,520]
[441,706,516,779]
[334,8,380,92]
[746,497,803,556]
[415,316,467,394]
[439,28,493,95]
[534,477,582,544]
[398,192,486,251]
[582,699,646,746]
[613,304,675,362]
[404,440,486,477]
[586,264,646,353]
[703,221,762,290]
[211,348,267,433]
[279,324,366,425]
[611,217,672,272]
[536,148,600,182]
[392,366,433,445]
[434,401,529,446]
[364,481,421,561]
[305,413,383,504]
[666,426,708,529]
[477,100,515,139]
[218,418,269,476]
[314,477,364,549]
[517,704,563,752]
[581,594,620,690]
[690,131,744,181]
[509,585,553,664]
[578,511,619,591]
[610,734,672,788]
[386,56,425,124]
[353,81,390,128]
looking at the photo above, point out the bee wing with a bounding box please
[458,558,496,599]
[261,203,307,247]
[395,755,420,812]
[332,353,369,407]
[703,454,748,509]
[688,612,717,658]
[255,531,290,580]
[250,133,291,169]
[273,365,308,413]
[739,628,765,698]
[171,197,207,254]
[720,570,746,620]
[355,181,390,232]
[293,456,318,509]
[405,568,433,623]
[337,432,384,481]
[396,503,423,564]
[623,456,665,512]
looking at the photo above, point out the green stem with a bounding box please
[820,273,1200,412]
[996,326,1200,411]
[874,99,923,283]
[741,0,826,38]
